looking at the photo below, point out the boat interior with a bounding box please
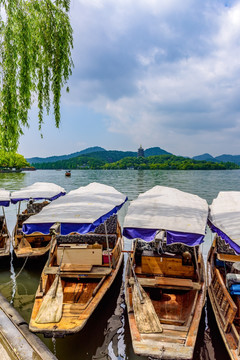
[38,215,122,309]
[14,200,51,253]
[0,214,9,252]
[209,235,240,340]
[129,239,202,327]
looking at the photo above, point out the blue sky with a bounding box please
[18,0,240,158]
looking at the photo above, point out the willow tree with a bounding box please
[0,0,73,152]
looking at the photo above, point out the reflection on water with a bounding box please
[0,169,239,359]
[93,282,125,360]
[10,243,16,304]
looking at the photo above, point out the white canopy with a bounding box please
[123,186,208,245]
[209,191,240,253]
[22,182,127,235]
[0,189,11,207]
[11,182,66,204]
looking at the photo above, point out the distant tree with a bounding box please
[0,0,73,152]
[0,151,29,168]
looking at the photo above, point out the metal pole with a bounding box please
[14,201,21,237]
[104,221,112,268]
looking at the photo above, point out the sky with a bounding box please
[18,0,240,158]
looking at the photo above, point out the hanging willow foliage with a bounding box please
[0,0,73,151]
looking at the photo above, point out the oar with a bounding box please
[128,252,144,304]
[35,248,65,324]
[128,247,163,333]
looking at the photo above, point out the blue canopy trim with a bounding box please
[22,222,55,235]
[123,227,159,242]
[0,200,10,207]
[22,196,128,235]
[208,220,240,255]
[230,284,240,295]
[123,227,204,246]
[11,191,66,204]
[166,230,204,246]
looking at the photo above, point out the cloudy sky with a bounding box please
[18,0,240,158]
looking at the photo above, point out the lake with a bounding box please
[0,168,239,360]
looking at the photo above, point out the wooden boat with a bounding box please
[11,182,66,258]
[0,189,11,257]
[208,191,240,360]
[123,186,208,359]
[24,182,127,337]
[0,292,57,360]
[65,170,71,177]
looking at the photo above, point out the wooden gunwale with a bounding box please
[207,240,240,360]
[0,216,10,257]
[125,247,206,359]
[29,235,124,336]
[13,202,52,259]
[13,237,52,258]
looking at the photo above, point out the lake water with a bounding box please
[0,169,239,360]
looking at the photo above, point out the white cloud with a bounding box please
[20,0,240,157]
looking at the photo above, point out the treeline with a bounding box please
[0,151,30,169]
[33,154,240,170]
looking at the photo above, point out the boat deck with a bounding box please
[0,294,57,360]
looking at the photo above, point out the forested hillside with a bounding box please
[33,153,239,170]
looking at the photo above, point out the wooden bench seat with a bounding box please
[217,253,240,263]
[61,264,93,272]
[129,276,201,291]
[44,265,112,278]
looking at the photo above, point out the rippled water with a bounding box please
[0,169,239,360]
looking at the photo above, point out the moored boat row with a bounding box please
[1,181,240,358]
[207,191,240,360]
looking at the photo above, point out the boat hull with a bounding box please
[207,239,240,360]
[30,235,124,337]
[0,216,10,257]
[125,245,206,360]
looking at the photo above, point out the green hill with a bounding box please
[32,153,239,170]
[28,146,172,165]
[192,153,217,162]
[27,146,106,164]
[215,154,240,165]
[144,147,172,156]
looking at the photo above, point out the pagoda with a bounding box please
[137,145,144,157]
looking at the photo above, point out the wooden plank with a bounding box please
[159,318,185,325]
[44,265,112,277]
[57,247,102,266]
[217,253,240,263]
[162,323,189,332]
[211,268,237,332]
[141,255,195,278]
[132,282,162,334]
[215,268,237,314]
[142,328,187,340]
[61,264,92,272]
[141,333,185,344]
[129,276,201,290]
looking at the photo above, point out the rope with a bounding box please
[0,256,29,289]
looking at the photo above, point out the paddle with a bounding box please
[35,248,65,324]
[128,253,144,304]
[128,252,163,333]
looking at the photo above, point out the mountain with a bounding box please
[28,146,171,165]
[192,153,217,162]
[215,154,240,165]
[27,146,106,164]
[192,153,240,165]
[144,147,172,156]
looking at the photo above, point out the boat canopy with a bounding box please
[10,182,66,204]
[22,182,127,235]
[209,191,240,254]
[123,186,208,246]
[0,189,11,207]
